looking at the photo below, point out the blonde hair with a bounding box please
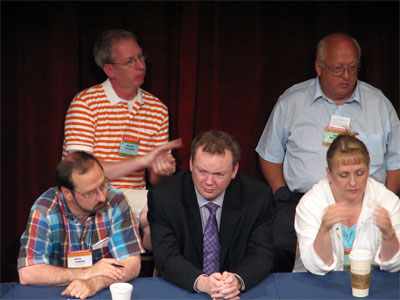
[326,131,370,171]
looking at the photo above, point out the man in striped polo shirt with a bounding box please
[62,29,182,249]
[18,152,144,299]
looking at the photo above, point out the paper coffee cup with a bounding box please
[110,282,133,300]
[349,249,372,297]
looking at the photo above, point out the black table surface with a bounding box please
[1,270,398,299]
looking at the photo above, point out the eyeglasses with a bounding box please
[74,178,110,200]
[109,53,147,68]
[322,62,360,77]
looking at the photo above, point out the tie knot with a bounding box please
[205,202,219,215]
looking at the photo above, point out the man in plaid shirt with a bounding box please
[18,151,144,299]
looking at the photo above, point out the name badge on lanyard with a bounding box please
[344,248,352,270]
[60,192,94,269]
[118,136,140,158]
[67,249,93,268]
[322,115,351,146]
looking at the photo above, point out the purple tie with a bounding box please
[203,202,220,275]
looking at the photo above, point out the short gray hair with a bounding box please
[93,29,137,68]
[316,33,361,63]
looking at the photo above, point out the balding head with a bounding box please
[317,33,361,64]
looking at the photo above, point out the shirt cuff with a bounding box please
[65,145,93,153]
[375,244,400,272]
[307,244,338,275]
[233,273,245,292]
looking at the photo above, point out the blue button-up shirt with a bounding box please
[256,77,400,193]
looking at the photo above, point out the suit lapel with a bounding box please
[182,171,203,260]
[219,176,242,266]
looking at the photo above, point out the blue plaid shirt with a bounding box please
[18,186,144,268]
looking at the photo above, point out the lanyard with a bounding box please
[116,89,143,139]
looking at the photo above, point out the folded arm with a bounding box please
[295,195,338,275]
[148,189,204,291]
[230,191,274,290]
[19,256,140,299]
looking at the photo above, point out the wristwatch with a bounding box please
[382,229,396,241]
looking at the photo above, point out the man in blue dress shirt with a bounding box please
[256,33,400,272]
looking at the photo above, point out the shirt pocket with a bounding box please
[356,132,385,171]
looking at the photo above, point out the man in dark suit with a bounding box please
[148,130,274,299]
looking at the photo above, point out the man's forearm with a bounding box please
[68,139,182,182]
[18,264,88,286]
[67,150,148,181]
[100,158,148,180]
[88,256,141,284]
[118,255,141,282]
[19,256,140,286]
[258,156,286,194]
[386,169,400,195]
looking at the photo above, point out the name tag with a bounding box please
[118,136,140,158]
[344,248,352,270]
[329,115,351,129]
[67,249,93,268]
[322,126,347,146]
[322,115,351,147]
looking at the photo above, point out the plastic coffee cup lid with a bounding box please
[349,249,372,261]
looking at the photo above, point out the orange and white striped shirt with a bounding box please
[62,79,169,190]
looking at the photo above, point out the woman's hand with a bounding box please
[374,205,394,239]
[373,204,399,262]
[320,202,354,231]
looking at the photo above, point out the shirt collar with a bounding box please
[195,187,225,209]
[311,77,361,107]
[102,78,143,106]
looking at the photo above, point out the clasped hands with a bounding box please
[197,271,241,300]
[61,258,126,299]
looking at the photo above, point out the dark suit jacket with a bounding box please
[148,169,274,292]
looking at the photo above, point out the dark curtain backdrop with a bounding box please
[2,1,399,282]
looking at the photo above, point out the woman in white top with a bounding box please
[294,131,399,275]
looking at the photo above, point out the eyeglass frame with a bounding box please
[73,178,110,201]
[321,61,360,77]
[108,53,147,68]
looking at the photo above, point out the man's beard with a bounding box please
[92,202,108,214]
